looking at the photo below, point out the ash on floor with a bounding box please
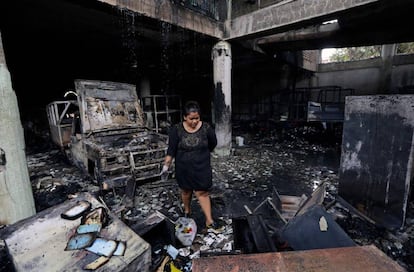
[1,126,413,271]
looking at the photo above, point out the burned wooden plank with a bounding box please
[295,182,326,216]
[192,245,406,272]
[233,215,277,254]
[83,256,110,270]
[246,215,277,253]
[279,194,307,221]
[270,186,282,210]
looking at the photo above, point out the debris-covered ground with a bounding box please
[1,124,413,271]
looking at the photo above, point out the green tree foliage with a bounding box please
[396,42,414,54]
[329,46,381,62]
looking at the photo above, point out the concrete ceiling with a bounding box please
[0,0,220,118]
[1,0,414,119]
[254,0,414,52]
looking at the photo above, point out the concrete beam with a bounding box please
[256,22,340,45]
[96,0,223,39]
[226,0,380,40]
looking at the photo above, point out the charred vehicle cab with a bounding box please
[46,80,169,189]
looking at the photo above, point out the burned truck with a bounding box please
[46,80,169,189]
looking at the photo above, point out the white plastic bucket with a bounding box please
[235,136,244,147]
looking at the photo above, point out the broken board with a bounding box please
[279,194,307,221]
[1,192,151,271]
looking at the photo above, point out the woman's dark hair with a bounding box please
[183,101,201,116]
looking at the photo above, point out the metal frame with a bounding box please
[46,100,77,148]
[142,95,182,133]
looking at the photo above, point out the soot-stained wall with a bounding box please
[339,95,414,230]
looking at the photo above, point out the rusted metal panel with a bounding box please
[75,80,145,133]
[192,245,406,272]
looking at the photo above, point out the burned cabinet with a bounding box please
[338,95,414,230]
[47,80,169,189]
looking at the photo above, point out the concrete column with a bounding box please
[0,33,36,225]
[212,41,232,156]
[379,44,396,94]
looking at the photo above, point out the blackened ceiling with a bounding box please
[0,0,223,122]
[1,0,414,124]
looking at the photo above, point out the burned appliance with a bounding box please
[46,80,168,189]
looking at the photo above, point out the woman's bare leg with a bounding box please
[195,190,213,225]
[181,189,193,215]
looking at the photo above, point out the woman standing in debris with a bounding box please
[162,101,223,232]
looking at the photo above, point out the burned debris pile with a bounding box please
[26,149,98,212]
[0,123,412,271]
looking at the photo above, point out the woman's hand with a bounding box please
[164,155,172,167]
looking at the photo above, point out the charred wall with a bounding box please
[0,0,217,135]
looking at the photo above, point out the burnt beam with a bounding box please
[226,0,380,40]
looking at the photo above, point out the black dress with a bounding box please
[167,122,217,191]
